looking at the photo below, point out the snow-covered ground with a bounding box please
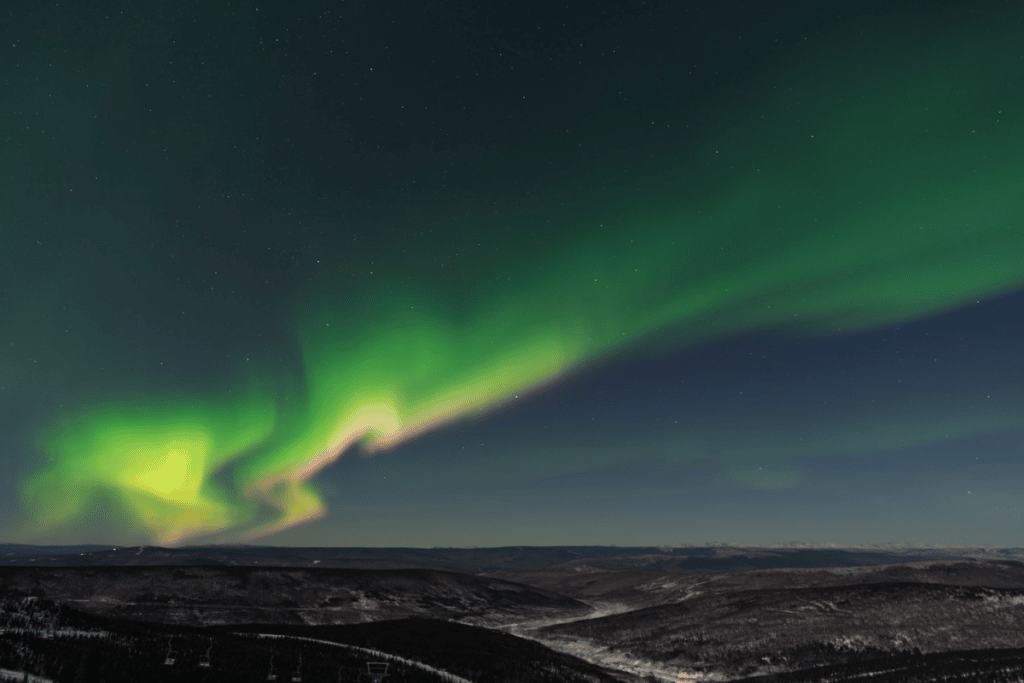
[240,632,474,683]
[492,603,728,682]
[0,627,109,639]
[0,668,53,683]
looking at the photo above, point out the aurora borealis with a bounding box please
[2,1,1023,547]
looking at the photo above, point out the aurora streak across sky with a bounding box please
[2,1,1023,546]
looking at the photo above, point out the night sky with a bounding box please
[2,1,1023,548]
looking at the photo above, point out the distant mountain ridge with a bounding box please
[3,543,1021,573]
[0,565,589,627]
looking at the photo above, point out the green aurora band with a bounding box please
[19,12,1024,543]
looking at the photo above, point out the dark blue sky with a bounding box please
[1,0,1022,546]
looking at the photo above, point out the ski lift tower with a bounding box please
[163,637,177,666]
[266,656,277,681]
[291,654,302,682]
[367,663,389,683]
[199,638,212,668]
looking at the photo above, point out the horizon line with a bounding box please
[1,541,1019,551]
